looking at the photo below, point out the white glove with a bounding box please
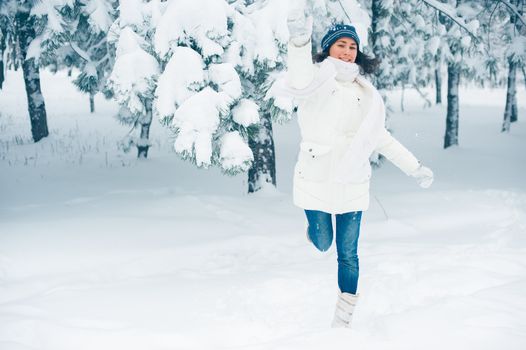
[287,8,313,47]
[410,165,434,188]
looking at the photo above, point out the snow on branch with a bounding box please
[496,0,526,27]
[419,0,479,41]
[70,42,92,62]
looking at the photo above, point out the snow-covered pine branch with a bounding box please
[152,0,257,173]
[419,0,480,41]
[107,0,162,158]
[497,0,526,27]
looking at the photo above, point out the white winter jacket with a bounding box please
[285,41,421,214]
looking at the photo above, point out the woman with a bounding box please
[284,14,434,328]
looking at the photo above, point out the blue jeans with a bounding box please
[305,210,362,294]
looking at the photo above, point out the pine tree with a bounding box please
[443,1,483,148]
[0,0,118,140]
[0,14,12,89]
[415,0,483,148]
[370,0,392,90]
[68,0,118,113]
[500,0,525,132]
[107,0,161,159]
[0,0,49,142]
[239,0,293,193]
[444,5,463,148]
[151,0,259,170]
[363,0,438,102]
[462,0,525,132]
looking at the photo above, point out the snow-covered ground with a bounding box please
[1,70,525,350]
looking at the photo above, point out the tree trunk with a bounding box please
[17,11,49,143]
[248,112,276,193]
[89,92,95,113]
[435,59,442,104]
[0,28,5,89]
[510,95,518,123]
[137,103,152,159]
[502,59,517,132]
[10,39,19,71]
[444,63,460,148]
[509,0,522,124]
[0,53,4,89]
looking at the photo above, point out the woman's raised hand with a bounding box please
[287,3,313,47]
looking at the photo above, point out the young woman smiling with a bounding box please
[284,12,434,328]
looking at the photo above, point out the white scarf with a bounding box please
[325,56,360,82]
[268,57,386,184]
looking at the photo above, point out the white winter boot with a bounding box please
[331,292,359,328]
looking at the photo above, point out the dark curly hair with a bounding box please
[313,50,380,75]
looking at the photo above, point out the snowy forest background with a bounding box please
[1,0,525,349]
[1,0,524,191]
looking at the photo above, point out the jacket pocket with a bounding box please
[296,142,333,181]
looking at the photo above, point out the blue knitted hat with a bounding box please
[321,24,360,53]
